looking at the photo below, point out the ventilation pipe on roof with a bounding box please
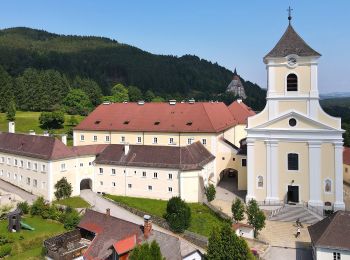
[138,100,145,105]
[169,100,176,105]
[143,215,152,238]
[43,131,49,137]
[189,98,195,104]
[8,121,15,133]
[61,134,67,146]
[29,130,35,135]
[237,98,242,103]
[124,143,130,155]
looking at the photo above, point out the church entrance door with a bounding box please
[287,185,299,203]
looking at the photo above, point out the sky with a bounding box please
[0,0,349,94]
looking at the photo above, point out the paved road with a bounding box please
[262,246,312,260]
[0,179,37,204]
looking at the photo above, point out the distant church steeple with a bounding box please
[226,68,247,99]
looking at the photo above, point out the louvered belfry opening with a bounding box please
[287,73,298,91]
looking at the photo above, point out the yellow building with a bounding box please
[344,147,350,184]
[246,22,345,211]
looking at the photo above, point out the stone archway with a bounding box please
[216,168,246,201]
[80,179,92,190]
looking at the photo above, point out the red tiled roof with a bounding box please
[113,235,137,255]
[344,147,350,165]
[228,101,256,124]
[72,144,108,156]
[74,102,238,133]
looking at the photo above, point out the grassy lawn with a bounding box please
[0,111,85,146]
[53,196,90,208]
[0,215,65,259]
[104,194,228,237]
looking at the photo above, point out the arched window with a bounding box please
[288,153,299,171]
[287,73,298,91]
[324,179,332,193]
[257,176,263,188]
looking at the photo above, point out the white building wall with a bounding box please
[316,247,350,260]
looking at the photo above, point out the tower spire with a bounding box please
[287,6,293,24]
[233,68,237,76]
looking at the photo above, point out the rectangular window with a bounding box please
[27,161,31,169]
[288,153,299,171]
[89,162,92,166]
[154,172,158,179]
[26,177,30,185]
[105,136,110,142]
[14,174,17,180]
[14,159,18,166]
[241,158,247,167]
[80,163,84,167]
[99,168,103,174]
[121,136,125,143]
[168,173,173,180]
[346,168,348,173]
[128,184,132,189]
[7,157,11,165]
[333,252,341,260]
[202,139,207,145]
[60,163,66,171]
[148,185,152,191]
[111,169,116,175]
[33,179,37,187]
[187,138,194,145]
[80,135,85,141]
[7,172,10,178]
[112,182,116,187]
[20,160,24,168]
[0,157,4,163]
[168,187,173,192]
[34,163,38,171]
[142,171,146,177]
[169,138,174,144]
[20,175,22,181]
[153,137,158,144]
[0,170,3,176]
[42,164,46,172]
[100,181,103,186]
[93,136,97,142]
[137,137,142,143]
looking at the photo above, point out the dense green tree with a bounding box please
[129,241,164,260]
[0,66,14,112]
[144,90,155,102]
[246,199,266,238]
[128,85,143,101]
[231,198,245,223]
[165,197,191,233]
[6,99,16,121]
[39,111,65,129]
[54,177,72,200]
[30,197,48,216]
[206,224,254,260]
[73,76,102,106]
[205,184,216,202]
[63,89,93,115]
[111,83,129,102]
[68,115,78,126]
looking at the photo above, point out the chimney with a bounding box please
[237,98,242,103]
[169,99,176,105]
[188,98,195,104]
[124,143,130,155]
[8,122,15,133]
[29,130,35,135]
[137,100,145,105]
[143,215,152,238]
[43,131,49,137]
[61,134,67,145]
[106,208,110,216]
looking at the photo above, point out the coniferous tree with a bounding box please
[0,66,13,112]
[6,99,16,122]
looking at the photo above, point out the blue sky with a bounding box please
[1,0,349,93]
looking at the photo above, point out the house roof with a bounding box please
[94,141,215,171]
[71,144,108,157]
[308,211,350,251]
[78,209,197,260]
[344,147,350,165]
[0,132,75,160]
[232,223,253,231]
[264,24,321,61]
[74,102,239,133]
[228,101,255,124]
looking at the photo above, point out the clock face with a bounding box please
[287,57,297,66]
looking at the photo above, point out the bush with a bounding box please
[54,177,72,200]
[17,201,30,214]
[165,197,191,233]
[0,244,12,258]
[42,205,62,221]
[61,209,81,230]
[30,197,48,216]
[205,184,216,202]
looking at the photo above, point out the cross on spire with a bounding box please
[287,6,293,24]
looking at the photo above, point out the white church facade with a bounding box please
[246,22,345,211]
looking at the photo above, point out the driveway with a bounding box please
[0,179,37,204]
[262,246,312,260]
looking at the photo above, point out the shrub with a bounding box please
[17,201,30,214]
[63,210,81,230]
[0,244,12,258]
[30,197,48,216]
[39,111,65,129]
[205,184,216,202]
[54,177,72,200]
[231,198,245,223]
[165,197,191,233]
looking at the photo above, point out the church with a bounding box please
[246,18,345,211]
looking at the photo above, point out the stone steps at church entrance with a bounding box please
[268,205,321,224]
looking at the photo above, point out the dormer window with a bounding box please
[154,121,160,125]
[94,120,101,125]
[287,73,298,91]
[123,121,129,125]
[186,121,192,126]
